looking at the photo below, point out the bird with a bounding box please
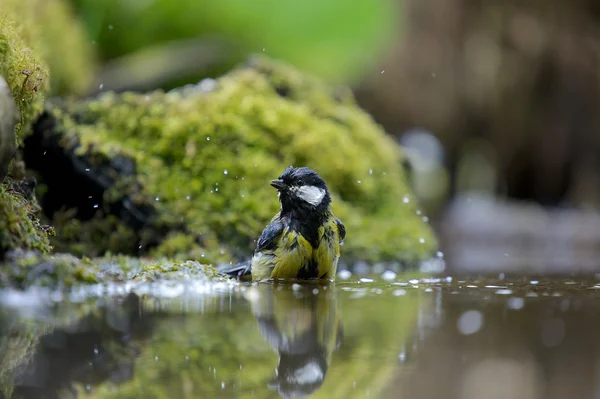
[246,284,343,398]
[224,166,345,282]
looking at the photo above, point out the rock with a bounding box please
[0,75,16,180]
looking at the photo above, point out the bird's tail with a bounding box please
[218,259,252,281]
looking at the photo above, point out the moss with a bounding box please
[0,250,228,289]
[0,182,53,256]
[0,0,95,143]
[0,15,47,143]
[32,56,437,264]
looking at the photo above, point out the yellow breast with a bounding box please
[251,218,341,282]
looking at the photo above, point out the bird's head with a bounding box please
[270,166,331,214]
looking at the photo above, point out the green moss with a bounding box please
[49,209,138,258]
[0,250,228,289]
[0,182,53,256]
[0,14,48,143]
[0,0,96,142]
[43,56,437,264]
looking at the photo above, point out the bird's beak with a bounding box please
[270,179,286,190]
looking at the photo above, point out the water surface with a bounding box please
[2,275,600,399]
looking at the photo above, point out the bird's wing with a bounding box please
[256,219,285,252]
[335,217,346,245]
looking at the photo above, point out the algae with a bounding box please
[28,56,437,265]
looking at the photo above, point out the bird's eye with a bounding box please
[297,179,304,185]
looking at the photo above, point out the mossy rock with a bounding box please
[0,0,95,143]
[0,181,53,257]
[25,56,437,265]
[0,250,229,289]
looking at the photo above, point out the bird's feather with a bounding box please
[334,217,346,245]
[256,219,285,252]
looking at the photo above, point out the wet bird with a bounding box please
[225,166,345,282]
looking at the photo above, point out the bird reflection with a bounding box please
[245,284,343,399]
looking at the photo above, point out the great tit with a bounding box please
[225,166,346,282]
[244,284,343,398]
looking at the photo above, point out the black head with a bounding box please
[268,352,328,399]
[270,166,331,214]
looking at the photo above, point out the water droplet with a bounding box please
[312,288,319,295]
[409,279,419,285]
[457,310,483,335]
[530,280,539,285]
[85,384,92,393]
[93,204,99,209]
[369,169,373,175]
[224,170,228,175]
[215,187,219,192]
[108,25,114,30]
[416,210,422,215]
[338,269,352,280]
[357,180,361,184]
[422,216,429,223]
[206,136,211,141]
[402,196,410,204]
[436,251,444,258]
[85,168,90,172]
[201,253,205,258]
[185,355,190,360]
[495,289,512,295]
[155,356,159,361]
[418,238,425,244]
[382,270,396,281]
[221,381,226,389]
[138,245,142,249]
[507,297,524,310]
[93,346,99,355]
[359,278,374,283]
[381,70,385,74]
[498,272,505,280]
[98,83,104,90]
[393,289,406,296]
[398,351,406,362]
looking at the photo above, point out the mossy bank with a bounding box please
[0,0,96,258]
[26,56,437,266]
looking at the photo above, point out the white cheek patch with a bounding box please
[295,185,326,206]
[292,362,324,384]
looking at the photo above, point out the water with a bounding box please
[1,275,600,399]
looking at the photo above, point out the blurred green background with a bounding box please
[72,0,399,90]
